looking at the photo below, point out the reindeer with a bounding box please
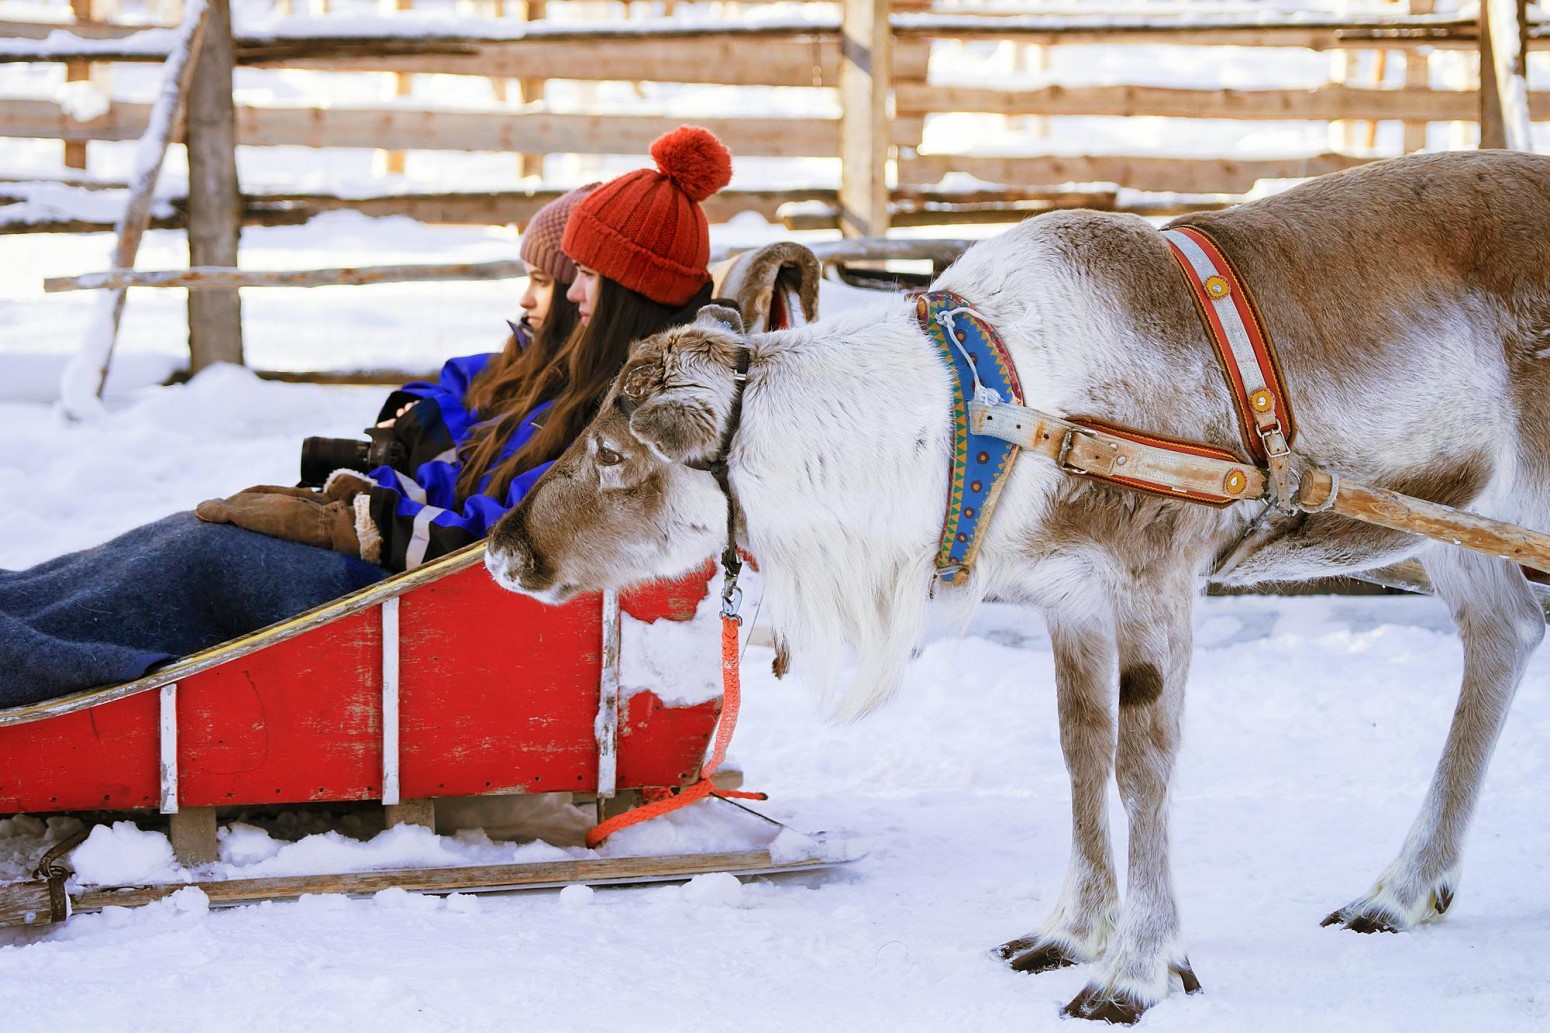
[485,150,1550,1023]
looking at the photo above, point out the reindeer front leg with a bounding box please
[998,614,1120,972]
[1064,578,1201,1024]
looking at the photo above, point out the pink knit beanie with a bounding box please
[519,184,597,283]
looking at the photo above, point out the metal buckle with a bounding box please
[1057,428,1117,477]
[1259,421,1291,459]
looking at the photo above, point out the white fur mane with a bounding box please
[732,296,961,720]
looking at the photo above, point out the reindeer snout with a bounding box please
[484,507,555,595]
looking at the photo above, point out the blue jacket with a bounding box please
[362,334,551,572]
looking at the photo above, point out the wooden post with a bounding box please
[839,0,891,238]
[168,807,219,866]
[64,0,117,170]
[516,0,547,181]
[382,0,415,175]
[384,798,436,829]
[1479,0,1531,150]
[185,0,243,370]
[1402,0,1434,152]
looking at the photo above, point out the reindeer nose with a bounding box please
[484,539,530,592]
[485,506,554,594]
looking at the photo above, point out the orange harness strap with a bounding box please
[585,614,765,848]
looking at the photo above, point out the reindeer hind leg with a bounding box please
[1324,548,1543,932]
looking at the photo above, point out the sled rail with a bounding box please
[0,541,489,729]
[0,835,860,929]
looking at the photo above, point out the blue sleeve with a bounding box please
[396,352,497,445]
[362,400,553,572]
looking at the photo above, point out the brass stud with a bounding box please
[1223,469,1247,494]
[1251,389,1274,412]
[1204,275,1230,300]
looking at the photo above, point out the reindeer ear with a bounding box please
[695,304,745,336]
[629,394,722,464]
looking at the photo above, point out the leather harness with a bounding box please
[929,224,1301,584]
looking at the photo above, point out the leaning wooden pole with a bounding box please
[58,0,209,417]
[185,0,243,371]
[1298,469,1550,575]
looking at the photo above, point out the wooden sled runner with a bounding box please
[0,544,854,929]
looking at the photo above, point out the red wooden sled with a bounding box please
[0,545,852,925]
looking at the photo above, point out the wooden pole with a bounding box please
[1403,0,1435,152]
[839,0,891,238]
[1479,0,1532,150]
[1298,469,1550,575]
[185,0,242,370]
[63,0,113,169]
[515,0,547,181]
[58,0,209,416]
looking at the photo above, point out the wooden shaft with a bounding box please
[1298,469,1550,575]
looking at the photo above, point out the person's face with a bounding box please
[568,265,601,327]
[519,264,557,331]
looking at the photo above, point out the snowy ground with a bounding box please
[3,317,1550,1032]
[5,0,1550,1029]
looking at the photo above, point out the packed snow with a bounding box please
[4,0,1550,1030]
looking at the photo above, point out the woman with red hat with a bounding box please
[0,127,736,706]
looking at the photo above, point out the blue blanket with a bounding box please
[0,513,386,708]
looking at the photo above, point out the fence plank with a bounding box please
[900,152,1373,194]
[895,82,1528,123]
[0,100,916,157]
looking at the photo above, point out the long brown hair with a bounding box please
[461,277,713,503]
[453,287,581,499]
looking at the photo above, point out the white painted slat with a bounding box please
[381,597,401,806]
[158,682,178,815]
[595,590,622,799]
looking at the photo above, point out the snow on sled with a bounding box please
[0,544,855,929]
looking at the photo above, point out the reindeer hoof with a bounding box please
[996,938,1081,974]
[1062,985,1145,1025]
[1321,906,1401,933]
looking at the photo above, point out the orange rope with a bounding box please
[585,615,765,848]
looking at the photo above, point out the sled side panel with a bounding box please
[0,692,160,812]
[176,609,385,808]
[619,560,717,623]
[616,690,722,789]
[397,566,603,798]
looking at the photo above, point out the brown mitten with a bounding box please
[230,484,323,500]
[195,491,361,555]
[321,470,374,503]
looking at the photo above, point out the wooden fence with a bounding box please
[0,0,1543,376]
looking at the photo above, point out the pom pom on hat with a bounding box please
[561,125,734,307]
[649,126,733,203]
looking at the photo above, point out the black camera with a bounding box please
[298,425,408,487]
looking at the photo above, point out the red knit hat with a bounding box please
[519,184,596,283]
[562,126,734,307]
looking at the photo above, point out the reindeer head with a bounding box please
[485,305,748,603]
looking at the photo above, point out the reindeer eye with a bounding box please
[597,446,623,467]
